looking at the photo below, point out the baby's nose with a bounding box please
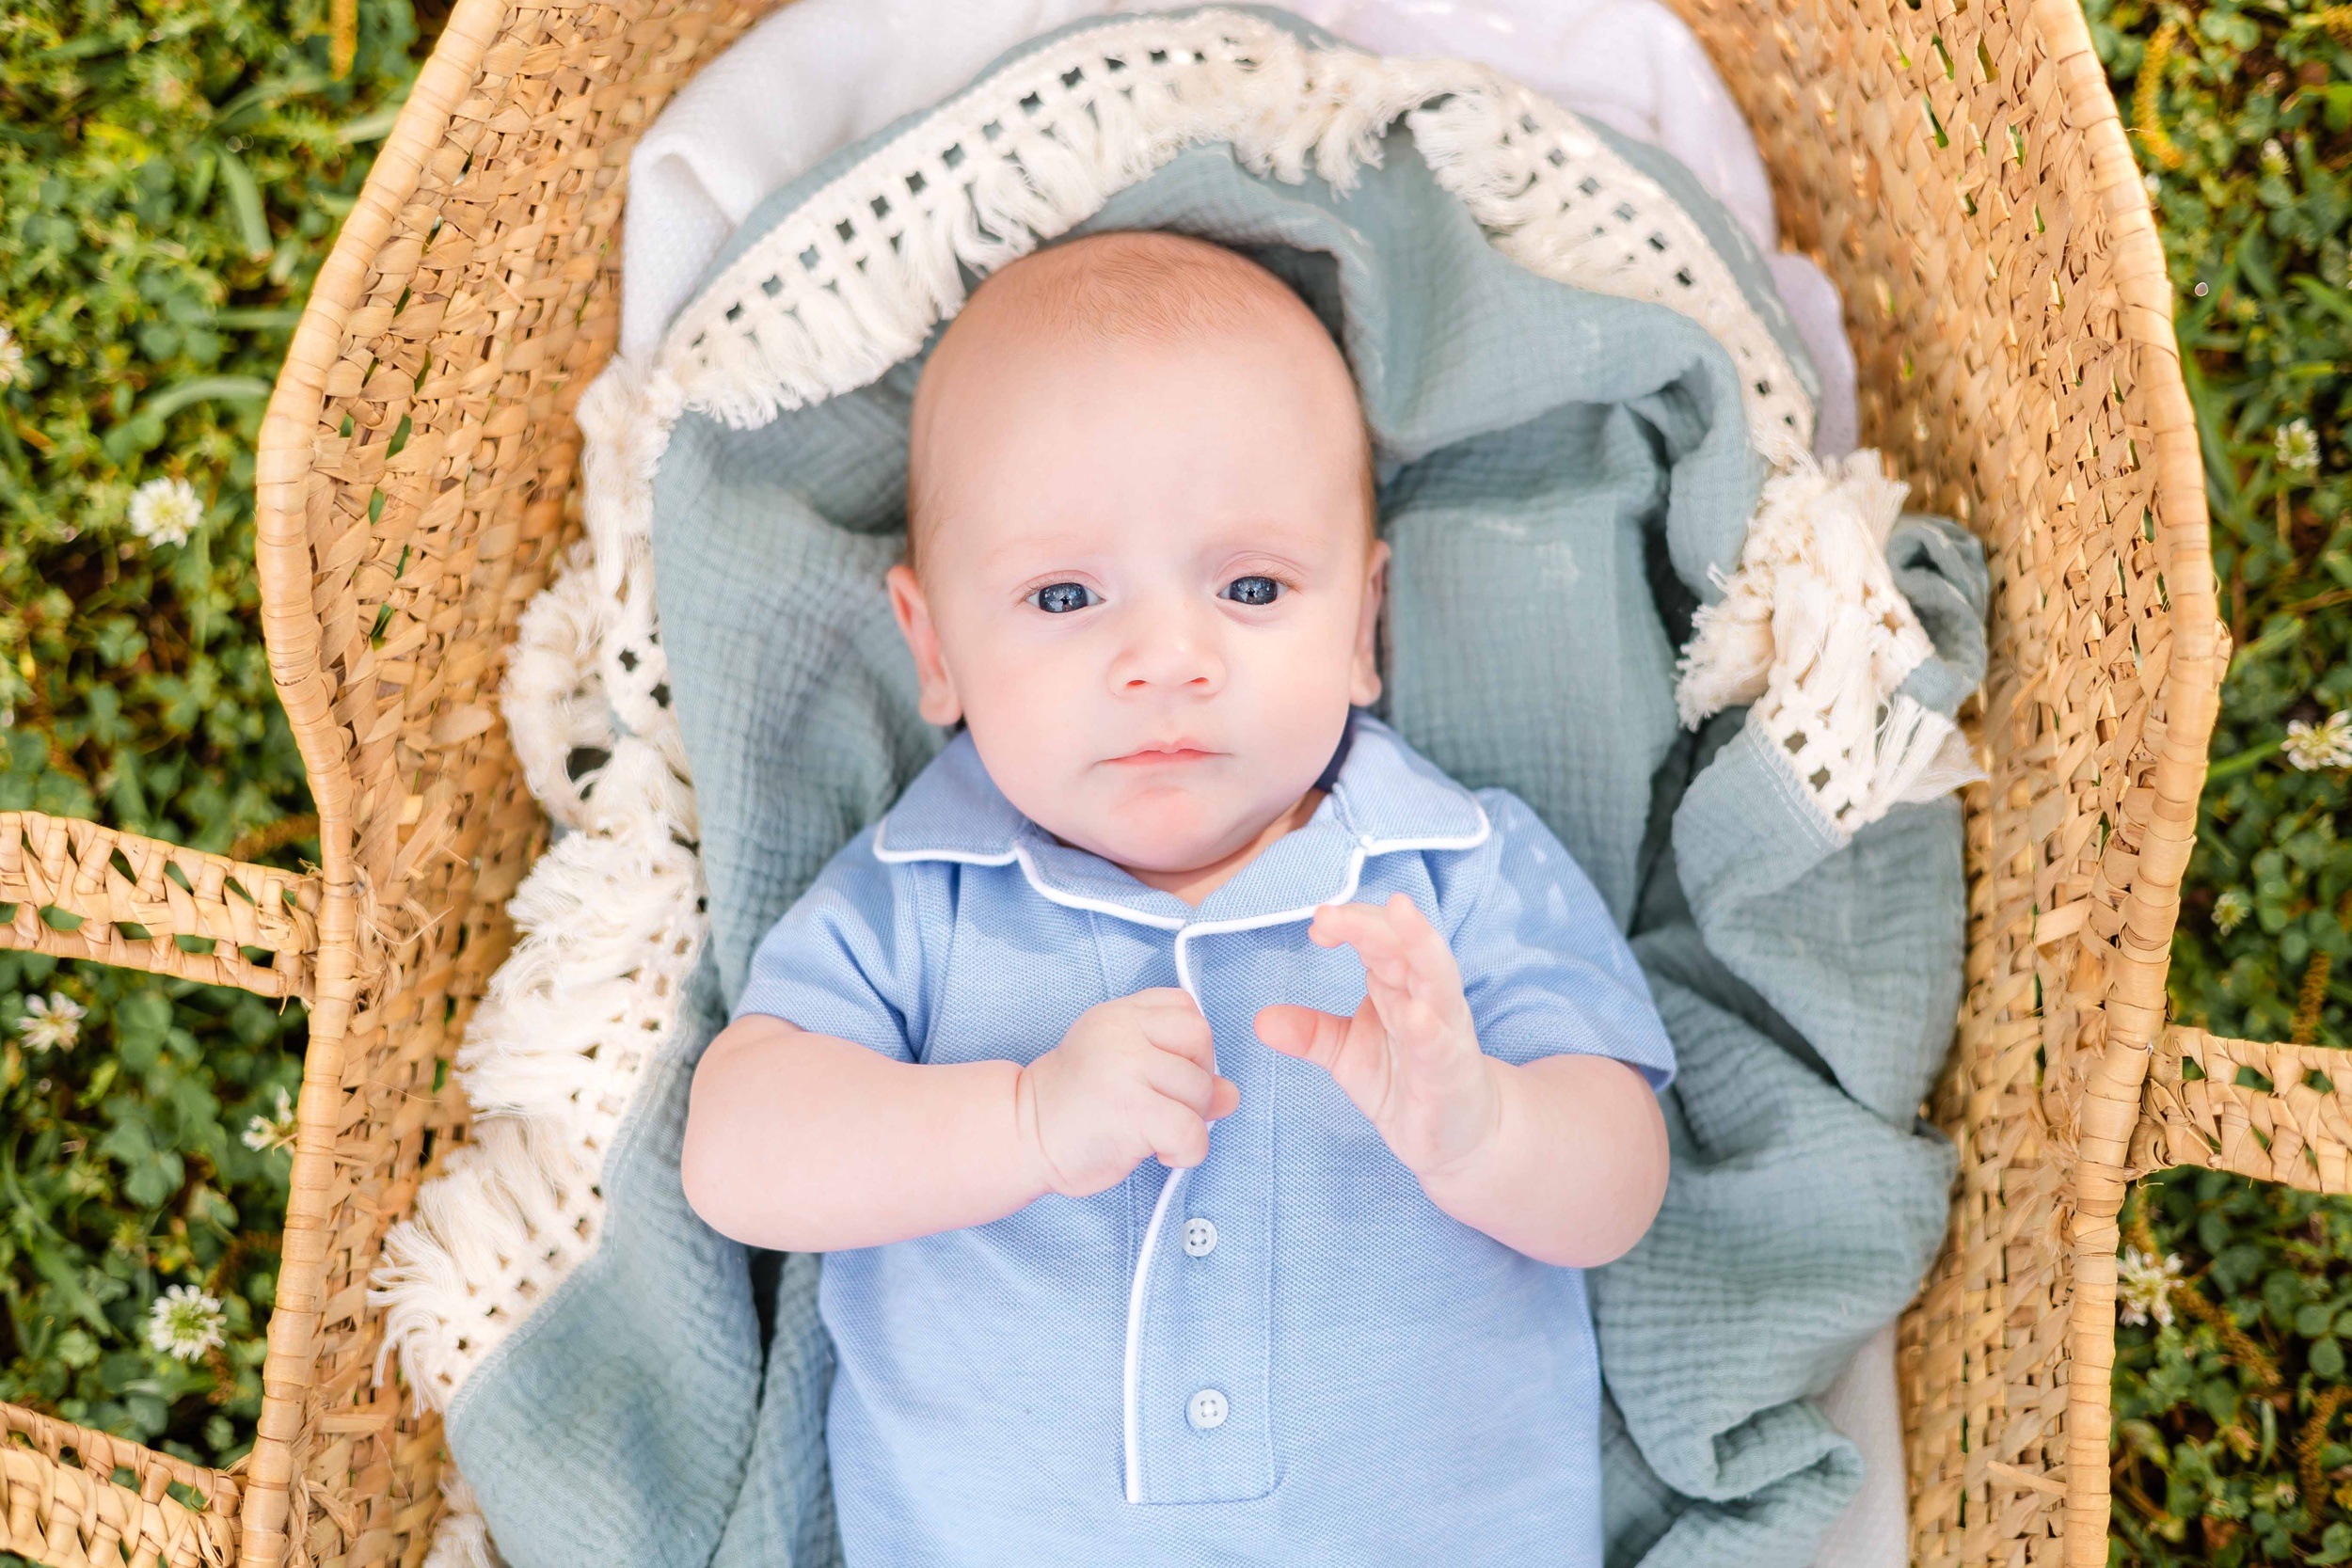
[1114,603,1225,691]
[1119,651,1218,690]
[1124,657,1214,690]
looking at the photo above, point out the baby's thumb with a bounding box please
[1255,1004,1351,1072]
[1209,1076,1241,1121]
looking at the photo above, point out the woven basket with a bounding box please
[0,1,2304,1564]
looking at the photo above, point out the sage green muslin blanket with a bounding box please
[442,9,1987,1566]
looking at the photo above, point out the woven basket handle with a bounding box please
[2134,1024,2352,1193]
[0,811,320,1004]
[0,1396,243,1568]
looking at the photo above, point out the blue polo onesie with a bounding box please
[732,712,1676,1565]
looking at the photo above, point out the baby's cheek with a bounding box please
[960,641,1104,784]
[1238,626,1358,747]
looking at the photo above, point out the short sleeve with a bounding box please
[731,826,931,1063]
[1451,790,1677,1091]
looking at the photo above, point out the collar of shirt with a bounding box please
[872,710,1491,929]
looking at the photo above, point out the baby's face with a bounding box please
[889,316,1383,879]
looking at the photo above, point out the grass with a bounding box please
[2087,3,2352,1561]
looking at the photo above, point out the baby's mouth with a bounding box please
[1106,742,1219,768]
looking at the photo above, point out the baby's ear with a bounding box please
[1350,540,1390,707]
[885,564,964,726]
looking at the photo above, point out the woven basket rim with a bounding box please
[243,4,513,1560]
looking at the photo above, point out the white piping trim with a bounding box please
[870,815,1020,868]
[1123,1160,1189,1504]
[1013,840,1192,931]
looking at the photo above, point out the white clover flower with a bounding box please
[2276,418,2321,475]
[2118,1246,2185,1328]
[146,1284,227,1361]
[127,475,202,547]
[0,323,23,389]
[241,1085,297,1154]
[2262,137,2289,175]
[14,991,86,1053]
[2284,710,2352,771]
[2212,888,2251,935]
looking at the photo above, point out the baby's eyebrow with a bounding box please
[971,530,1110,568]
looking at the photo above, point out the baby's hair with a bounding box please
[904,230,1376,575]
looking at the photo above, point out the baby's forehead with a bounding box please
[907,231,1372,562]
[961,230,1324,346]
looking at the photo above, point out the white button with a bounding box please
[1182,1218,1218,1258]
[1187,1388,1229,1431]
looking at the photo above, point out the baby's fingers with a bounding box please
[1207,1075,1240,1120]
[1307,903,1406,990]
[1308,903,1419,1009]
[1135,995,1219,1075]
[1140,1095,1212,1169]
[1140,1050,1238,1121]
[1368,894,1462,996]
[1254,1002,1355,1072]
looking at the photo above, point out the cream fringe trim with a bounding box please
[370,539,705,1419]
[420,1475,502,1568]
[371,9,1966,1471]
[651,13,1812,444]
[1677,450,1982,833]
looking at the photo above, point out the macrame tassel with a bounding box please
[1677,449,1904,725]
[502,542,613,832]
[1677,448,1976,834]
[576,356,684,596]
[1858,694,1967,823]
[421,1474,504,1568]
[1893,722,1986,807]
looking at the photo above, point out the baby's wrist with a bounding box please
[1009,1054,1078,1200]
[1405,1054,1514,1195]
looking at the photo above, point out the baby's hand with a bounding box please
[1017,989,1241,1198]
[1256,893,1499,1179]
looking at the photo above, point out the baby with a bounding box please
[681,230,1675,1563]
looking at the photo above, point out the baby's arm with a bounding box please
[682,990,1239,1252]
[1419,1053,1667,1268]
[1257,893,1669,1268]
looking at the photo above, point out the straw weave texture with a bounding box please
[1656,1,2222,1561]
[0,1403,241,1568]
[0,1,2295,1565]
[240,5,776,1562]
[0,814,318,1002]
[2137,1025,2352,1195]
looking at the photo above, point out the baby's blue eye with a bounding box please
[1221,575,1281,607]
[1030,582,1097,614]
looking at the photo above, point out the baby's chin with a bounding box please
[1038,786,1301,879]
